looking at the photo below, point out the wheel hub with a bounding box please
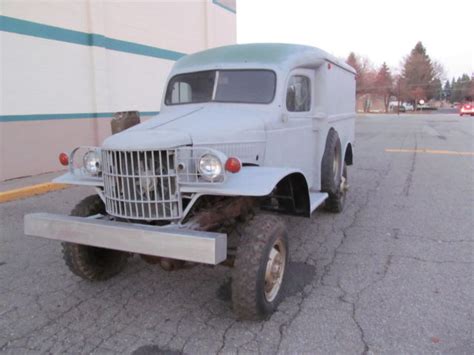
[264,240,287,302]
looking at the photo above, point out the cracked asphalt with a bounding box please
[1,113,473,354]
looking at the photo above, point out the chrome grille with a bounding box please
[102,149,182,220]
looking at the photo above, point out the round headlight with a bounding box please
[83,150,101,175]
[198,154,223,181]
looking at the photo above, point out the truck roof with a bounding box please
[172,43,356,75]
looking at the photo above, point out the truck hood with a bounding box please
[102,105,268,150]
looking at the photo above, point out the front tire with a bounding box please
[62,195,128,281]
[232,214,289,320]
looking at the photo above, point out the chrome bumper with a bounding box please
[24,213,227,265]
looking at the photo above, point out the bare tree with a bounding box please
[432,61,446,81]
[346,52,377,112]
[375,62,394,113]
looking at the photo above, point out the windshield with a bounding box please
[165,70,276,105]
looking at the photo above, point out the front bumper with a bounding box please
[24,213,227,264]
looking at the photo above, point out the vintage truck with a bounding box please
[24,43,356,320]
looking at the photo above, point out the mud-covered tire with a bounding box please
[231,214,289,320]
[321,130,346,213]
[62,195,128,281]
[325,163,347,213]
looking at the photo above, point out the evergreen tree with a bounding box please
[451,77,462,103]
[443,80,451,101]
[458,74,474,101]
[401,42,437,108]
[432,78,442,100]
[450,78,456,102]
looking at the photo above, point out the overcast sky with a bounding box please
[237,0,473,80]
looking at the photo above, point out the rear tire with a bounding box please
[325,163,347,212]
[232,214,289,320]
[321,130,347,213]
[62,195,128,281]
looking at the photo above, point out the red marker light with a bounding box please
[327,63,332,70]
[59,152,69,166]
[225,157,241,173]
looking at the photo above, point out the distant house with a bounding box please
[356,94,388,113]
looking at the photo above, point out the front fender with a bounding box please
[180,166,305,196]
[53,167,308,196]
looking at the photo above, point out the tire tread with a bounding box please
[232,214,288,320]
[62,195,128,281]
[321,130,346,213]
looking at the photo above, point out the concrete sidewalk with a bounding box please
[0,171,69,202]
[0,171,66,192]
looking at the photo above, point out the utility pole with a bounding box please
[397,80,401,116]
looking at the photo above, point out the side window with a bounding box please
[286,75,311,112]
[170,82,192,104]
[165,71,215,105]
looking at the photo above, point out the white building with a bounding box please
[0,0,236,181]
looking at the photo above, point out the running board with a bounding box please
[309,192,328,213]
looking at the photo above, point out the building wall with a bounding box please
[0,0,236,181]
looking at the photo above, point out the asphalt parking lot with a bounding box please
[1,113,472,354]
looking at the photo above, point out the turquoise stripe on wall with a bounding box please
[0,16,186,61]
[213,0,237,14]
[0,16,168,123]
[0,3,236,123]
[0,111,160,123]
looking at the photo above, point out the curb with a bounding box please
[0,183,69,203]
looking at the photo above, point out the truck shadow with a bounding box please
[216,261,316,302]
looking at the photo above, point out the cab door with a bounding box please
[265,69,316,187]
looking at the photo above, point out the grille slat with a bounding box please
[144,151,151,219]
[151,150,159,218]
[102,149,181,220]
[117,151,124,217]
[158,152,166,217]
[124,151,132,216]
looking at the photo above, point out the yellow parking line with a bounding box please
[385,148,474,156]
[0,183,69,203]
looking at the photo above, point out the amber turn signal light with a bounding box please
[225,157,241,173]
